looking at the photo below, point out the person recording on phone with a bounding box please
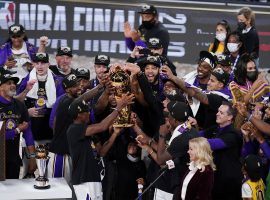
[127,37,177,76]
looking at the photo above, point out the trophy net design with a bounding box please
[110,66,133,127]
[34,144,50,189]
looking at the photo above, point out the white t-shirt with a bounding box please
[242,182,252,198]
[10,42,31,82]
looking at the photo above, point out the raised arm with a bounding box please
[162,65,209,105]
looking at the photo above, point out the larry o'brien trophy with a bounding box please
[34,144,50,189]
[110,66,133,127]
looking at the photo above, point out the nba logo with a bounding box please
[0,1,15,29]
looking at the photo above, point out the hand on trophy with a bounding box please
[116,93,135,110]
[109,63,124,73]
[123,63,141,76]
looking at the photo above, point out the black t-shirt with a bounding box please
[67,123,101,185]
[138,21,170,55]
[0,97,29,163]
[116,157,146,200]
[196,93,227,129]
[156,128,198,193]
[25,81,53,141]
[49,94,74,154]
[241,27,259,58]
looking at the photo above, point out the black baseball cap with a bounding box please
[147,38,162,49]
[217,54,232,67]
[243,154,262,181]
[167,101,190,122]
[62,74,80,89]
[199,51,217,69]
[32,53,49,63]
[75,68,90,80]
[142,56,161,68]
[138,5,157,15]
[56,46,73,57]
[0,73,19,86]
[8,24,25,37]
[94,55,110,66]
[164,89,186,103]
[211,68,230,86]
[69,100,89,119]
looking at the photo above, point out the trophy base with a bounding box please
[113,124,134,128]
[34,184,50,189]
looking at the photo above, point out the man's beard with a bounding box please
[7,90,16,97]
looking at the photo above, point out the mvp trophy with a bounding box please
[110,66,133,127]
[34,144,50,189]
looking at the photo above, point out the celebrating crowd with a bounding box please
[1,4,269,200]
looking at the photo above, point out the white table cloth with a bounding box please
[0,178,72,200]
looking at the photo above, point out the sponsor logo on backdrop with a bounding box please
[4,3,186,57]
[0,1,15,29]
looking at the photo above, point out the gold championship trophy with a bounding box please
[34,145,50,189]
[110,66,133,127]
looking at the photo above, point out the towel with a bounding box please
[26,68,56,108]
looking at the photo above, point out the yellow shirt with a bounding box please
[208,43,225,55]
[244,179,265,200]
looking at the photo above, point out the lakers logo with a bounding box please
[36,97,46,107]
[6,119,16,130]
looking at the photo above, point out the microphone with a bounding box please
[159,157,179,172]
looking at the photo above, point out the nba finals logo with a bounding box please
[0,1,15,29]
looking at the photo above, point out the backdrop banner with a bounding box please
[1,0,269,67]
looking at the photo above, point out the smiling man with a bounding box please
[49,46,75,77]
[161,63,231,129]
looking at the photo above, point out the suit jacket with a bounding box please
[177,165,214,200]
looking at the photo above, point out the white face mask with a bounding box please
[215,32,226,42]
[227,43,239,53]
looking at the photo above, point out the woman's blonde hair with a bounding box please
[238,7,255,26]
[189,137,216,171]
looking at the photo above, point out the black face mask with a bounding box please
[237,22,247,31]
[142,20,155,29]
[246,71,258,82]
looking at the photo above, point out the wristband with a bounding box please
[149,149,154,155]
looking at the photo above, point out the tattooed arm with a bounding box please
[170,75,209,105]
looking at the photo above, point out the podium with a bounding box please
[0,178,72,200]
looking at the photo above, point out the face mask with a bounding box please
[246,71,258,82]
[227,43,239,53]
[216,32,226,42]
[142,20,155,29]
[237,22,247,31]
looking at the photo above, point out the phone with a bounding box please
[8,55,15,61]
[139,48,151,55]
